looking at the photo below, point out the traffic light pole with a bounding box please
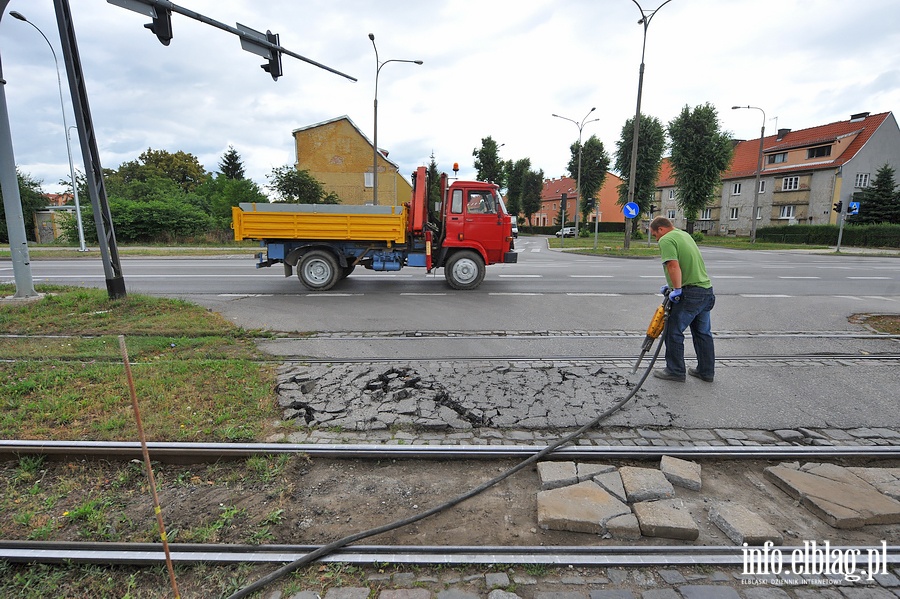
[0,1,38,299]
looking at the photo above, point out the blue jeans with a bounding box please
[664,286,716,378]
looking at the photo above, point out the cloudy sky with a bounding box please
[2,0,899,195]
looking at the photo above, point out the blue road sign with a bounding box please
[849,201,860,215]
[623,202,639,218]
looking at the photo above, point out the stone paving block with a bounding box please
[324,589,370,599]
[577,462,616,482]
[764,463,900,528]
[588,591,634,599]
[379,590,431,599]
[834,588,897,598]
[708,502,783,545]
[538,461,579,490]
[677,586,740,599]
[638,591,679,599]
[537,481,631,534]
[618,466,675,502]
[741,589,792,599]
[487,590,520,599]
[437,590,480,599]
[632,499,699,540]
[534,593,587,599]
[660,455,702,491]
[606,512,641,540]
[773,429,805,442]
[392,573,416,586]
[288,592,322,599]
[593,470,627,503]
[485,572,510,589]
[656,569,686,585]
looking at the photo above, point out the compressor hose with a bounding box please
[228,316,670,599]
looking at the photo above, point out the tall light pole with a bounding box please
[624,0,673,250]
[552,108,598,244]
[732,105,766,243]
[368,33,421,206]
[10,10,86,251]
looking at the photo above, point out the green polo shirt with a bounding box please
[659,228,711,288]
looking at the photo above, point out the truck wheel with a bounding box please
[444,250,485,290]
[298,250,340,291]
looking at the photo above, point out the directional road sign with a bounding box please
[849,201,860,215]
[623,202,640,218]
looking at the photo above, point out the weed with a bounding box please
[246,454,292,484]
[260,508,285,526]
[14,455,46,484]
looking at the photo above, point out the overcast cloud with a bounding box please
[2,0,899,195]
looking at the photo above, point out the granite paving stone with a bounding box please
[537,481,631,534]
[709,502,784,545]
[632,499,700,540]
[619,466,675,502]
[659,455,702,491]
[677,585,740,598]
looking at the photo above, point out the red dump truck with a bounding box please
[232,166,517,290]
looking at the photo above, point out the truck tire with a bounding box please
[298,250,340,291]
[444,250,485,290]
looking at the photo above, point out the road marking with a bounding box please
[834,295,863,301]
[715,275,754,279]
[567,293,622,296]
[847,276,891,280]
[530,248,541,252]
[217,293,273,297]
[400,293,448,296]
[489,292,543,296]
[778,276,821,279]
[864,296,896,301]
[304,293,364,297]
[740,294,792,298]
[569,275,613,278]
[498,274,542,278]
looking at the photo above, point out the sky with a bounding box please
[2,0,899,196]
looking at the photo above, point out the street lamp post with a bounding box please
[624,0,672,250]
[552,108,598,247]
[10,10,86,251]
[732,105,766,243]
[368,33,421,206]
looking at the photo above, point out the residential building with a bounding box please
[529,173,625,228]
[292,115,413,206]
[655,111,900,235]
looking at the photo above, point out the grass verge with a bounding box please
[0,285,275,442]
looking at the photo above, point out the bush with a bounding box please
[754,223,900,247]
[691,231,705,243]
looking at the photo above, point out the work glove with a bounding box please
[659,285,669,296]
[668,288,683,303]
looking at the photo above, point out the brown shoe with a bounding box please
[653,368,685,382]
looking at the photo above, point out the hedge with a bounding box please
[754,224,900,247]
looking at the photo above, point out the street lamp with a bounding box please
[552,108,598,246]
[368,33,422,206]
[624,0,673,250]
[10,10,86,251]
[732,105,766,243]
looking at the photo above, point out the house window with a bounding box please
[730,207,739,220]
[759,180,766,193]
[806,146,832,159]
[700,208,712,220]
[732,183,742,195]
[779,205,795,219]
[364,172,374,188]
[782,176,800,191]
[855,173,870,188]
[756,206,762,220]
[668,189,675,199]
[767,152,787,164]
[667,209,676,219]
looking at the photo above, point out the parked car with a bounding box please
[555,226,576,238]
[511,221,519,238]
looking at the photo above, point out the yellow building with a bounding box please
[292,115,413,206]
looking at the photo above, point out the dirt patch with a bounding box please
[4,454,898,549]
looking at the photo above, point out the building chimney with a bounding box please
[776,128,791,141]
[850,112,870,121]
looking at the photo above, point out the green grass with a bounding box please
[0,285,276,442]
[534,231,828,256]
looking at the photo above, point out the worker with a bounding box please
[648,216,715,383]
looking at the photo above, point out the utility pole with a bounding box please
[0,1,39,299]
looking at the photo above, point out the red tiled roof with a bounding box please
[723,111,891,180]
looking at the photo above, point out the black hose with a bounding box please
[228,317,669,599]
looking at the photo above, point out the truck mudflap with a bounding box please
[503,251,518,264]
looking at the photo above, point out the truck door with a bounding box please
[462,189,508,263]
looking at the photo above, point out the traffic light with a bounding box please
[649,204,657,214]
[833,201,843,213]
[261,30,282,80]
[561,192,567,212]
[144,7,173,45]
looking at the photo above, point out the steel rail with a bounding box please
[3,440,899,462]
[277,354,900,364]
[2,540,898,566]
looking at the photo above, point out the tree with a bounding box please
[521,167,544,227]
[567,134,610,224]
[849,164,900,225]
[111,148,210,194]
[667,103,733,232]
[218,145,246,180]
[267,165,339,204]
[472,136,506,187]
[195,175,268,229]
[426,153,442,223]
[614,113,666,215]
[505,158,531,224]
[0,170,47,243]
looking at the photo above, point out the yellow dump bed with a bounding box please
[233,203,408,245]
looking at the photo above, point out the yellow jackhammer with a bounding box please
[631,294,671,374]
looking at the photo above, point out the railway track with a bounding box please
[3,539,898,567]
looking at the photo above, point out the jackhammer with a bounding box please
[632,293,671,374]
